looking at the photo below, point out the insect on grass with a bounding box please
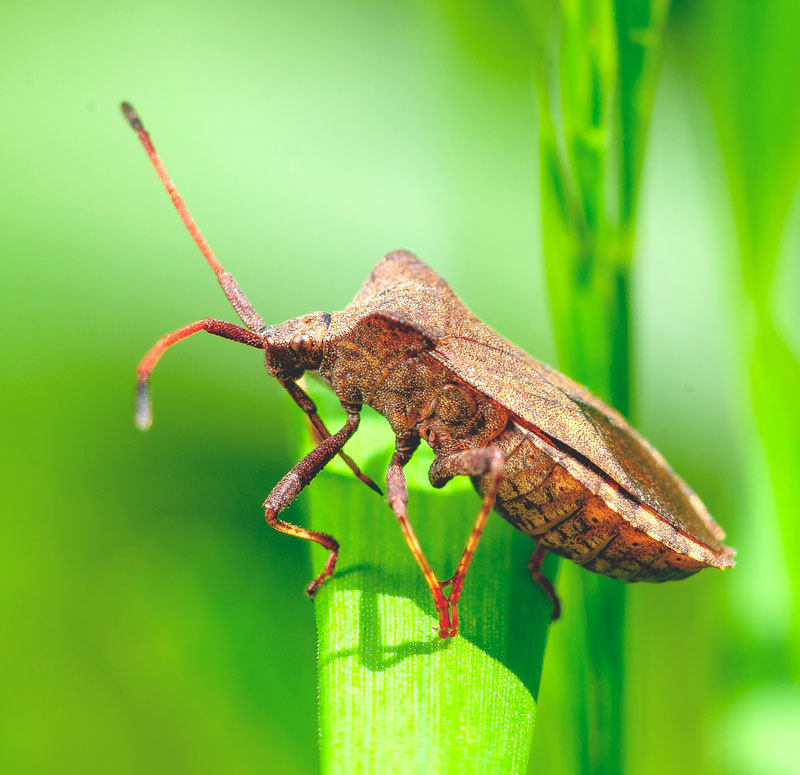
[123,102,734,638]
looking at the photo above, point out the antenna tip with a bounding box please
[120,102,143,130]
[135,382,153,431]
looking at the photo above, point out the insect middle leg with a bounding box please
[263,410,361,596]
[429,447,505,637]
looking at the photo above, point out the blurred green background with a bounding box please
[2,0,798,773]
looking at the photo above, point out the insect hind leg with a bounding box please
[386,438,453,637]
[428,446,505,638]
[528,544,560,620]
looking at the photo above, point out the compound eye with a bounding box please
[290,333,312,353]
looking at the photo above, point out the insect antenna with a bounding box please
[120,102,268,335]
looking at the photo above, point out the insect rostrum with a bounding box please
[124,103,735,639]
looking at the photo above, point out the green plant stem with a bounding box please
[528,1,671,771]
[303,389,555,774]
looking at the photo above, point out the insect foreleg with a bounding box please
[280,379,382,495]
[135,318,265,430]
[385,437,454,637]
[263,411,361,596]
[429,447,505,637]
[528,544,560,620]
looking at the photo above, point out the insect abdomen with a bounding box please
[480,425,708,582]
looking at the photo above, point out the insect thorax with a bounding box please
[318,316,508,453]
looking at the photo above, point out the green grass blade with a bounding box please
[683,0,800,684]
[684,0,800,301]
[304,390,555,774]
[528,1,672,771]
[615,0,671,240]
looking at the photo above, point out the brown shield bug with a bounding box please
[122,103,735,638]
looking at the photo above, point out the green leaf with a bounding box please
[305,389,555,774]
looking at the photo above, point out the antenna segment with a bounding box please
[121,102,268,335]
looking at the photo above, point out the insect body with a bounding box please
[123,103,735,638]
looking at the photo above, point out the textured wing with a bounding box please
[332,252,729,554]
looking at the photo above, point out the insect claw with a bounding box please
[306,549,338,597]
[437,623,457,639]
[135,382,153,431]
[306,576,326,598]
[433,599,459,638]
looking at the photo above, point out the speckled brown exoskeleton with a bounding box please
[123,103,735,638]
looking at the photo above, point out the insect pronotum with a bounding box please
[123,103,735,638]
